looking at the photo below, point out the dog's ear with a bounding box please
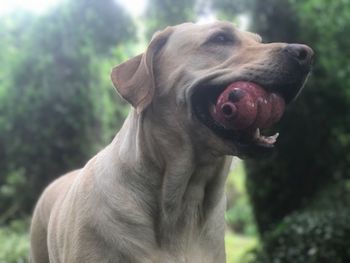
[111,27,173,113]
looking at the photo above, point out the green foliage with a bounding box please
[0,169,27,223]
[0,0,136,220]
[211,0,253,21]
[225,230,257,263]
[247,181,350,263]
[244,0,350,231]
[226,160,257,236]
[144,0,196,38]
[0,220,29,263]
[262,211,350,263]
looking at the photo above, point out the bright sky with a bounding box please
[0,0,148,17]
[0,0,249,30]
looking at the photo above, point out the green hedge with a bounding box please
[0,220,29,263]
[246,181,350,263]
[0,0,135,221]
[260,210,350,263]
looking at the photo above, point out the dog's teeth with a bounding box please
[265,133,279,144]
[254,128,260,139]
[254,131,279,145]
[271,132,279,140]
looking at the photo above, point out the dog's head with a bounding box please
[111,21,313,158]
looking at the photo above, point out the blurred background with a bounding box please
[0,0,350,262]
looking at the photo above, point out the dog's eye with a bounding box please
[208,33,234,45]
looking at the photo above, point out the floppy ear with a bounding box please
[111,27,173,113]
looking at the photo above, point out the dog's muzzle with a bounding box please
[191,43,314,158]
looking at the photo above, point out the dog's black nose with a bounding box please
[272,44,314,103]
[284,44,314,67]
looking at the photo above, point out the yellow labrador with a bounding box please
[30,21,313,263]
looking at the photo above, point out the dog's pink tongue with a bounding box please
[211,82,285,130]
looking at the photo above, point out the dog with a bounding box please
[30,21,313,263]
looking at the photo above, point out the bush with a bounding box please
[0,220,29,263]
[262,210,350,263]
[225,160,257,236]
[0,0,136,220]
[245,0,350,233]
[246,181,350,263]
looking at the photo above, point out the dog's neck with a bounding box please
[112,110,230,247]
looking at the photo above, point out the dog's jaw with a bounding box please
[190,76,310,158]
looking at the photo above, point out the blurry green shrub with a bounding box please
[245,181,350,263]
[0,0,136,220]
[244,0,350,234]
[0,169,27,223]
[0,219,29,263]
[225,198,257,236]
[145,0,195,39]
[225,230,257,263]
[225,160,257,236]
[262,210,350,263]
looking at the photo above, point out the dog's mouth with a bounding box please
[192,81,289,158]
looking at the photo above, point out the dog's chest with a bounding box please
[149,243,221,263]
